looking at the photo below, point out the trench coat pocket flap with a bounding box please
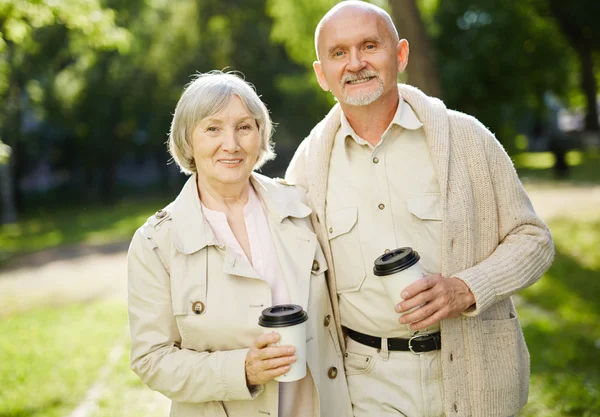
[326,206,358,239]
[407,195,442,220]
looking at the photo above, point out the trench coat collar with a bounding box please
[306,83,450,216]
[171,173,312,255]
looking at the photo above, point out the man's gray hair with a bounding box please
[168,70,275,175]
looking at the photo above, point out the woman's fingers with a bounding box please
[253,331,280,349]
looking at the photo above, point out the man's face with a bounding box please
[314,10,406,107]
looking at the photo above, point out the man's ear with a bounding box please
[313,61,330,91]
[397,39,409,73]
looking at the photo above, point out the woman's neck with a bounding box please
[196,176,251,214]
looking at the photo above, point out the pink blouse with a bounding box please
[201,185,312,417]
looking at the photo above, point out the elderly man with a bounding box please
[285,2,554,417]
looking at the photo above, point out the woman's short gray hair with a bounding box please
[168,70,275,175]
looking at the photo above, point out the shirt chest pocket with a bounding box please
[326,206,366,294]
[406,194,443,272]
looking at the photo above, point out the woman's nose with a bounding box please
[221,129,241,153]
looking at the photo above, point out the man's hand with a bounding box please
[245,332,296,387]
[395,274,475,331]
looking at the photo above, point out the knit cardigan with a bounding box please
[285,84,554,417]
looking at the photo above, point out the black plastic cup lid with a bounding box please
[258,304,308,328]
[373,247,420,276]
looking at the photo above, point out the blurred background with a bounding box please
[0,0,599,416]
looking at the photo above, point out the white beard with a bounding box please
[341,77,384,106]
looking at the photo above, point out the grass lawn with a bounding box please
[514,149,600,184]
[0,195,170,264]
[0,300,129,417]
[517,212,600,416]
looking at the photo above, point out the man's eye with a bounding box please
[365,44,376,50]
[333,50,344,57]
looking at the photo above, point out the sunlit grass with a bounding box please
[515,149,600,184]
[517,213,600,417]
[0,196,169,263]
[90,342,169,417]
[0,300,128,417]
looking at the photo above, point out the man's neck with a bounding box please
[340,91,399,147]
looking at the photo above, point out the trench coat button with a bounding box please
[378,203,385,210]
[384,249,391,254]
[192,301,205,315]
[324,314,331,327]
[373,157,379,164]
[312,260,320,272]
[327,367,338,379]
[155,209,166,219]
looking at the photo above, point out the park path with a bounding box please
[0,182,598,417]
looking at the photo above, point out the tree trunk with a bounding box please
[0,160,17,224]
[388,0,443,98]
[576,44,600,131]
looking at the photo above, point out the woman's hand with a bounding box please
[245,332,296,386]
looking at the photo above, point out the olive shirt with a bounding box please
[328,97,440,337]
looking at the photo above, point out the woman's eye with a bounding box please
[239,124,252,130]
[206,126,218,132]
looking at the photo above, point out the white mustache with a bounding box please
[341,70,379,86]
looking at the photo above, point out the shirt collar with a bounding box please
[339,95,423,144]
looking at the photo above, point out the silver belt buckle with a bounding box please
[408,333,430,355]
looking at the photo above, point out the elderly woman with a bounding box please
[127,71,351,417]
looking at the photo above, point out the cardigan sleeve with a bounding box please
[285,137,310,190]
[453,125,554,316]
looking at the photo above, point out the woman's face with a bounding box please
[192,95,260,188]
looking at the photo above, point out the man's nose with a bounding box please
[347,50,366,72]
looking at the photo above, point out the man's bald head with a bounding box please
[314,1,399,60]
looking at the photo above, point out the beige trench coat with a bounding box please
[127,173,352,417]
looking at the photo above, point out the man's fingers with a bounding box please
[398,299,442,325]
[401,274,441,300]
[410,309,447,331]
[396,288,435,312]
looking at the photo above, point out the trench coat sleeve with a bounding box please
[453,124,555,316]
[127,229,262,403]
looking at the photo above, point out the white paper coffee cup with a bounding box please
[258,304,308,382]
[373,247,424,309]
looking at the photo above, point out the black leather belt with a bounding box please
[345,328,441,354]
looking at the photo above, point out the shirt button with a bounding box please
[312,260,320,272]
[324,314,331,327]
[378,203,385,210]
[329,227,333,233]
[373,157,379,164]
[327,367,338,379]
[192,301,205,315]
